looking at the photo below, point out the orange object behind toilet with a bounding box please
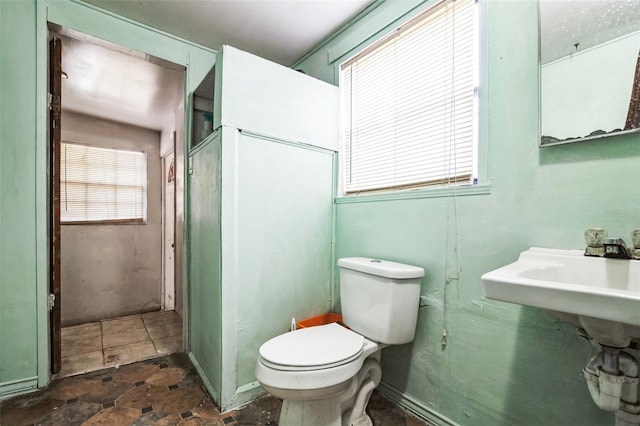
[296,313,344,329]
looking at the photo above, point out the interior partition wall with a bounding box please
[187,46,339,411]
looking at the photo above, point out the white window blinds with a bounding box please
[61,143,147,223]
[340,0,477,194]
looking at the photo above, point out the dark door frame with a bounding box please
[49,36,62,374]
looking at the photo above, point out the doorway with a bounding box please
[49,27,186,378]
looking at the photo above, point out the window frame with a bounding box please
[59,141,148,225]
[336,0,489,202]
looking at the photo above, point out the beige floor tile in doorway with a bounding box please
[153,335,184,355]
[58,310,183,378]
[104,341,157,367]
[101,315,146,334]
[61,322,101,337]
[146,320,182,340]
[58,350,105,378]
[61,323,102,357]
[141,310,180,326]
[102,327,150,349]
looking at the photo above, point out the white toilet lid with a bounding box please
[259,323,364,369]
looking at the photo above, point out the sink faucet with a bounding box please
[584,228,640,260]
[602,238,631,259]
[584,229,640,259]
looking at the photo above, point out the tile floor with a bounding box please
[59,311,183,378]
[0,353,429,426]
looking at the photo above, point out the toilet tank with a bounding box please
[338,257,424,345]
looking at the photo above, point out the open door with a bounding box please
[162,151,176,311]
[49,37,62,374]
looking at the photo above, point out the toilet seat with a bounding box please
[259,323,364,371]
[255,323,379,392]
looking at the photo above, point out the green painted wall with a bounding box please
[0,0,40,395]
[188,128,336,410]
[233,133,335,387]
[0,0,215,397]
[187,133,223,401]
[296,0,640,425]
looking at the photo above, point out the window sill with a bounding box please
[61,219,147,225]
[335,183,491,204]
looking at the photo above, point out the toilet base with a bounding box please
[279,397,345,426]
[277,380,374,426]
[275,356,382,426]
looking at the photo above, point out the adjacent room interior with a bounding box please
[51,27,187,378]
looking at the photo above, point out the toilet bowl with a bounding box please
[255,323,383,426]
[255,257,425,426]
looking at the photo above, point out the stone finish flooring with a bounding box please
[59,311,183,378]
[0,353,430,425]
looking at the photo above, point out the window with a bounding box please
[60,142,147,223]
[340,0,477,194]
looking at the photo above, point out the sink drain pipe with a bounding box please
[583,348,640,425]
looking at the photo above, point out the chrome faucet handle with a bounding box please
[585,228,607,247]
[584,228,607,257]
[631,230,640,260]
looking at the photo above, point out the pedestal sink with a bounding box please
[481,247,640,347]
[482,247,640,425]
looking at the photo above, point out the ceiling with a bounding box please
[59,33,185,131]
[84,0,374,67]
[59,0,373,131]
[540,0,640,64]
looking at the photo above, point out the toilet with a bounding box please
[255,257,424,426]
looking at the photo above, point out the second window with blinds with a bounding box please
[340,0,477,195]
[60,142,147,224]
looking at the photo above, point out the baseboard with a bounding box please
[187,352,220,404]
[377,382,460,426]
[0,376,38,400]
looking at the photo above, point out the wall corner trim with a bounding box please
[223,381,265,413]
[188,352,220,403]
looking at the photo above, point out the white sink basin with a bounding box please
[481,247,640,347]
